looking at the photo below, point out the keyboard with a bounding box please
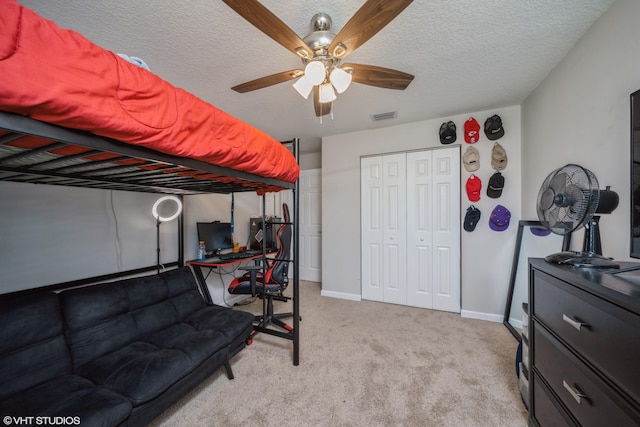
[217,253,256,261]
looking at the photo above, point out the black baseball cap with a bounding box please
[487,171,505,198]
[484,115,504,140]
[439,121,456,144]
[464,205,481,232]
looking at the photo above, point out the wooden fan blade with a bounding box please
[222,0,314,59]
[231,70,304,93]
[343,63,414,90]
[329,0,413,59]
[313,86,332,117]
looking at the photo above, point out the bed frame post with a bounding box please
[292,138,300,366]
[178,195,184,267]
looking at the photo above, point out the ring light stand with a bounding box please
[152,195,183,273]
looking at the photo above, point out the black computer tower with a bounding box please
[249,217,280,251]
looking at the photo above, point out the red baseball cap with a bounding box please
[466,174,482,202]
[465,117,481,143]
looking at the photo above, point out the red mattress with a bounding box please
[0,0,299,187]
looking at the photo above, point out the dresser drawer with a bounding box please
[534,324,640,427]
[533,271,640,403]
[532,373,577,427]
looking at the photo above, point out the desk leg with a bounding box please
[191,265,213,305]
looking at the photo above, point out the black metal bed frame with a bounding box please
[0,111,301,365]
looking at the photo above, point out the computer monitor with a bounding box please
[197,222,233,255]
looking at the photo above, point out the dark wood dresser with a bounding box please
[528,258,640,426]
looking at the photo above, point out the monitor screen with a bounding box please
[197,222,233,254]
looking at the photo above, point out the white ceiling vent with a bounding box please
[371,111,397,122]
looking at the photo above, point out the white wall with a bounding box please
[522,0,640,262]
[0,182,177,292]
[299,152,321,170]
[0,181,268,294]
[322,105,522,321]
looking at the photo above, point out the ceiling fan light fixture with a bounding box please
[294,47,311,59]
[331,42,347,58]
[319,82,336,103]
[293,76,313,99]
[304,60,326,86]
[329,66,352,94]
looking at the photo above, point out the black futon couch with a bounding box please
[0,267,254,427]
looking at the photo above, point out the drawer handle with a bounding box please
[562,314,587,331]
[563,380,588,404]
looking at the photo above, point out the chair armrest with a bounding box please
[240,265,261,297]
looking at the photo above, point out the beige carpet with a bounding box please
[149,281,529,426]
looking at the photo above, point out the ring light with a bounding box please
[152,195,183,222]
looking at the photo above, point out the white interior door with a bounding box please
[406,150,434,308]
[361,156,384,302]
[362,147,460,313]
[299,169,322,282]
[431,148,460,312]
[406,148,460,312]
[382,153,407,305]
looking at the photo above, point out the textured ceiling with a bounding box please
[18,0,614,154]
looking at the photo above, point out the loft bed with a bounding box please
[0,1,300,364]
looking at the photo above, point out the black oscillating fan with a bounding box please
[536,164,620,268]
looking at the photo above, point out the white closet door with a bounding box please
[431,147,460,312]
[361,156,384,302]
[362,148,459,312]
[406,150,434,308]
[382,153,407,305]
[406,147,460,311]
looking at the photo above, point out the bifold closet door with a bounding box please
[361,153,407,304]
[406,148,460,312]
[361,147,460,312]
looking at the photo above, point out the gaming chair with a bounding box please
[227,203,293,332]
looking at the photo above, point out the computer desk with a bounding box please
[188,251,276,305]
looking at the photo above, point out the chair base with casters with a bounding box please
[228,203,298,343]
[233,265,295,342]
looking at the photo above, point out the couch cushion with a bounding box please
[186,306,254,352]
[76,341,193,407]
[0,293,72,400]
[144,323,228,365]
[162,266,203,298]
[0,374,131,427]
[60,267,204,369]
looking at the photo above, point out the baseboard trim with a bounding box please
[318,294,507,323]
[320,289,362,301]
[508,317,524,330]
[461,309,503,323]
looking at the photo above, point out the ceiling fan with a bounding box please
[222,0,415,117]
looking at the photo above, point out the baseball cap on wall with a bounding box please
[463,146,480,172]
[531,226,552,236]
[484,114,505,140]
[464,117,480,143]
[464,205,481,232]
[491,142,508,171]
[489,204,511,231]
[487,171,504,198]
[466,174,481,202]
[439,121,457,144]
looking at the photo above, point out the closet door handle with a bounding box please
[562,314,587,331]
[563,380,588,404]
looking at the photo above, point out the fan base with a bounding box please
[544,251,620,269]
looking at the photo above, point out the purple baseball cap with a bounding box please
[531,226,551,236]
[489,205,511,231]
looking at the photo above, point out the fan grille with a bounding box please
[536,164,599,235]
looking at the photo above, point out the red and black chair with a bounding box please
[228,203,293,332]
